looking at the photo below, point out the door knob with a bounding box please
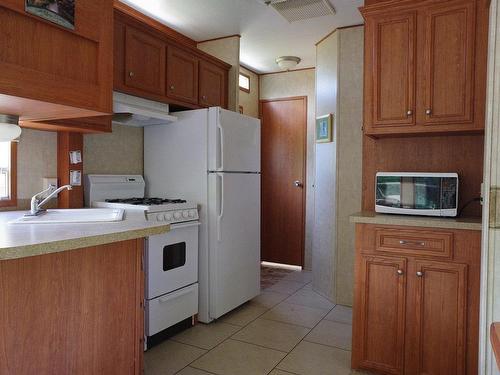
[425,109,432,115]
[294,180,303,188]
[397,269,404,276]
[170,85,175,90]
[128,71,134,78]
[406,110,413,116]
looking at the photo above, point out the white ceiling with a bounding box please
[119,0,364,73]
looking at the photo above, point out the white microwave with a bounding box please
[375,172,459,217]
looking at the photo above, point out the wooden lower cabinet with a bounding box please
[352,224,481,375]
[352,256,407,374]
[0,239,145,375]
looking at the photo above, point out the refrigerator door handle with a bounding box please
[217,123,224,172]
[217,173,224,241]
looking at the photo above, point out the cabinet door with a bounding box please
[353,255,407,374]
[364,10,417,130]
[199,60,227,108]
[414,261,467,375]
[125,26,166,96]
[166,46,199,105]
[420,0,475,126]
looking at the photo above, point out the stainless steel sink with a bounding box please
[10,208,125,224]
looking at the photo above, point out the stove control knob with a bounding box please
[156,214,164,221]
[165,213,173,221]
[182,210,190,218]
[174,211,182,220]
[189,210,196,218]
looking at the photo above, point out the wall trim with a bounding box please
[260,67,316,77]
[315,23,364,46]
[197,34,241,44]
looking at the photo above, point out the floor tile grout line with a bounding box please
[270,299,340,373]
[229,337,291,354]
[301,338,352,353]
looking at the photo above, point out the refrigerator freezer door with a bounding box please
[207,172,261,320]
[208,108,261,172]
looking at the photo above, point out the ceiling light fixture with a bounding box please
[0,115,21,142]
[275,56,301,71]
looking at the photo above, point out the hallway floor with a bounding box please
[145,264,369,375]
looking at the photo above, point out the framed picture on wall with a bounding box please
[316,114,333,143]
[26,0,76,30]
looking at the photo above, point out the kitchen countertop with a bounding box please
[350,211,482,231]
[0,210,170,261]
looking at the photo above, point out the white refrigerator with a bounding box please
[144,107,261,323]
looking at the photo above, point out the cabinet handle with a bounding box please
[170,85,175,90]
[416,271,424,277]
[397,269,404,276]
[426,109,432,115]
[399,240,425,246]
[407,110,413,116]
[128,71,134,78]
[202,95,207,100]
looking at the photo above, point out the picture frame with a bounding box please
[26,0,76,30]
[316,114,333,143]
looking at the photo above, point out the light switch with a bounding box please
[69,170,82,186]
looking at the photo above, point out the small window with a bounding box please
[239,72,250,93]
[0,142,17,207]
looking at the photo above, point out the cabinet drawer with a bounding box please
[375,228,453,258]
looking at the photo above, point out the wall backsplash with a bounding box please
[84,124,144,176]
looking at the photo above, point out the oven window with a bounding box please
[163,242,186,271]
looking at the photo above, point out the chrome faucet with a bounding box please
[27,184,73,216]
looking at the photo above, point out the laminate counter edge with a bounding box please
[350,211,482,231]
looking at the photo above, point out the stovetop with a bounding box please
[105,197,187,206]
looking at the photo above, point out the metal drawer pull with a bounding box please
[397,269,404,276]
[129,71,134,78]
[426,109,432,115]
[416,271,424,277]
[399,240,425,246]
[407,110,413,116]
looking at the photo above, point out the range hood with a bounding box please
[113,91,177,127]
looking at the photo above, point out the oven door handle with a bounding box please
[169,222,200,230]
[217,173,224,241]
[158,287,194,304]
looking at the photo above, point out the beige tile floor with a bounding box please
[145,265,371,375]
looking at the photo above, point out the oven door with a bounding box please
[146,221,199,299]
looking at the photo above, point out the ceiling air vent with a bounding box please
[266,0,336,23]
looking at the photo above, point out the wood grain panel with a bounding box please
[57,132,83,208]
[199,60,227,108]
[420,0,475,126]
[362,134,484,217]
[0,1,113,118]
[260,97,307,266]
[167,46,199,104]
[414,261,468,375]
[125,26,166,96]
[0,239,144,375]
[352,253,406,374]
[492,323,500,371]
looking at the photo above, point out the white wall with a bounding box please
[313,26,364,305]
[260,69,316,271]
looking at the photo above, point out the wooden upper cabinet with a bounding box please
[353,255,406,375]
[0,1,113,125]
[420,0,475,127]
[365,11,416,130]
[362,0,487,136]
[199,60,227,108]
[166,46,199,105]
[414,261,468,375]
[125,26,166,97]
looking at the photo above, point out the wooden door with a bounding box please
[199,60,227,108]
[420,0,475,126]
[125,26,166,96]
[364,10,417,130]
[413,261,468,375]
[260,97,306,266]
[352,255,407,375]
[167,46,199,105]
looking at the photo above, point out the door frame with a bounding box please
[259,96,308,267]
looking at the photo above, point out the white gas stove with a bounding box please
[84,174,200,350]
